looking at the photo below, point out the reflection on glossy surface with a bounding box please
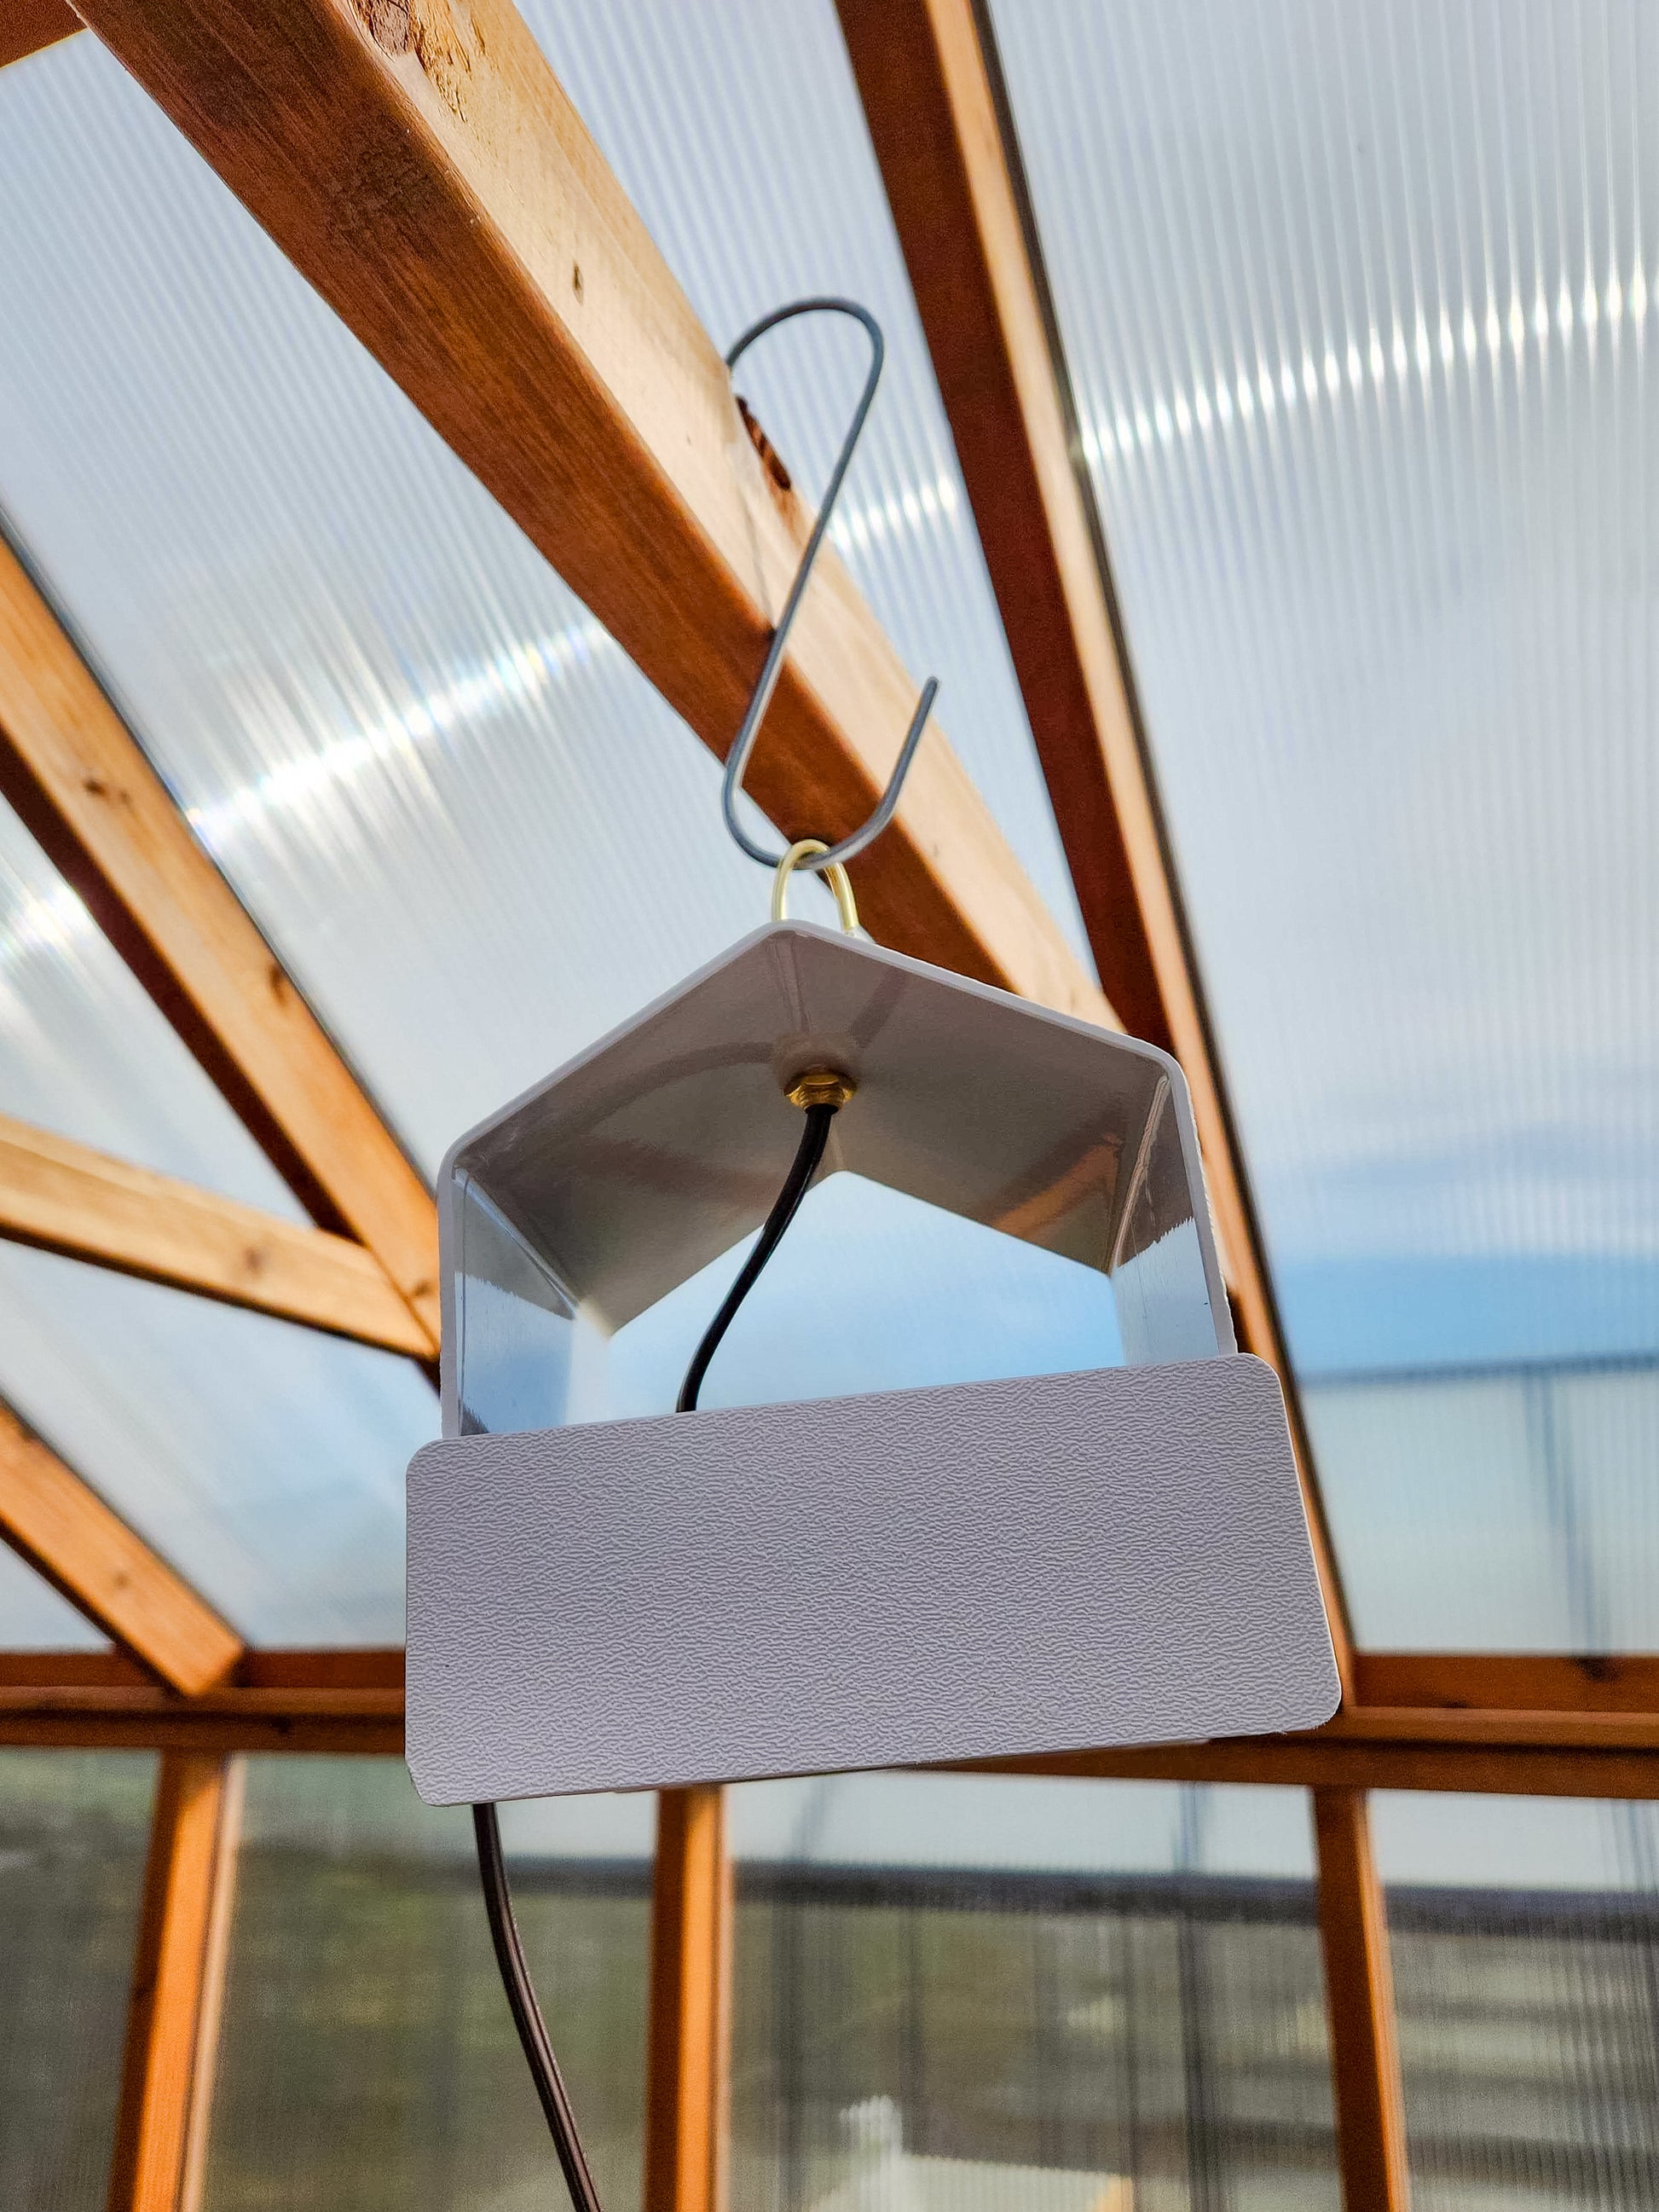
[448,926,1228,1436]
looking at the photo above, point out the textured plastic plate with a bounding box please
[406,1353,1339,1803]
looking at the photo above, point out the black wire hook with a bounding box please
[721,297,939,874]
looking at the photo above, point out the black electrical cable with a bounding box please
[678,1102,837,1413]
[473,1095,841,2207]
[473,1802,606,2212]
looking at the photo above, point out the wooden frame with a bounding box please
[1314,1791,1410,2212]
[65,0,1111,1035]
[0,3,1654,2208]
[0,1113,433,1353]
[0,1405,243,1694]
[0,0,80,72]
[645,1787,731,2212]
[106,1751,243,2212]
[0,538,441,1351]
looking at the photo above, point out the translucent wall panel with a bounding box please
[205,1757,651,2212]
[0,1750,155,2212]
[990,0,1659,1646]
[729,1775,1336,2212]
[0,15,1080,1190]
[1375,1792,1659,2207]
[1305,1360,1659,1647]
[0,1247,435,1643]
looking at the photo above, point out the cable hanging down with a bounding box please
[472,1079,851,2207]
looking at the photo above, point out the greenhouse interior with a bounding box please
[0,2,1656,2209]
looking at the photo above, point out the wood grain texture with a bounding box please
[0,1699,404,1752]
[0,0,81,70]
[835,0,1355,1691]
[645,1786,731,2212]
[0,1112,433,1352]
[0,1646,403,1687]
[0,1405,242,1694]
[177,1759,244,2212]
[960,1735,1659,1800]
[0,540,440,1346]
[1314,1791,1412,2212]
[69,0,1111,1033]
[106,1752,240,2212]
[9,1668,1659,1798]
[1356,1651,1659,1715]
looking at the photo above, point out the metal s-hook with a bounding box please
[722,298,939,875]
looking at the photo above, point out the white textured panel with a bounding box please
[407,1357,1338,1802]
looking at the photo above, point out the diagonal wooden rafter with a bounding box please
[0,1401,244,1693]
[834,0,1355,1693]
[0,537,440,1351]
[0,0,80,71]
[65,0,1112,1033]
[0,1110,433,1353]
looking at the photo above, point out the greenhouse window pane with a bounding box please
[728,1775,1337,2211]
[990,0,1659,1647]
[0,1247,435,1644]
[0,1749,155,2212]
[1375,1792,1659,2205]
[202,1757,651,2212]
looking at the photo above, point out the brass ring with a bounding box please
[770,839,859,933]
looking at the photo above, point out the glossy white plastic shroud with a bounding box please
[407,1355,1339,1804]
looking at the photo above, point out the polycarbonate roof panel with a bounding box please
[0,1541,106,1650]
[0,18,1083,1188]
[991,0,1659,1646]
[0,799,303,1211]
[0,791,436,1648]
[0,1243,434,1644]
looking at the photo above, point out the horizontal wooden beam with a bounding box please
[0,1111,434,1352]
[0,1644,403,1688]
[0,0,81,70]
[69,0,1110,1032]
[1356,1650,1659,1714]
[966,1734,1659,1801]
[0,538,440,1346]
[0,1407,242,1694]
[835,0,1355,1689]
[0,1682,401,1752]
[9,1662,1659,1793]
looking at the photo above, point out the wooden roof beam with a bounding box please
[0,1110,434,1354]
[67,0,1110,1032]
[0,0,81,72]
[0,1402,243,1693]
[0,538,440,1349]
[835,0,1355,1691]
